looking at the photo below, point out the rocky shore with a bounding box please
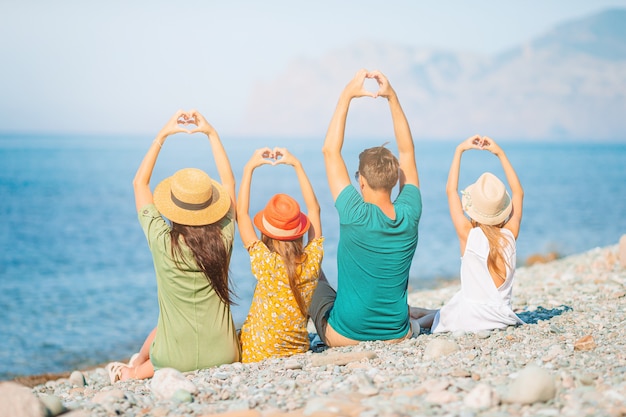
[1,239,625,417]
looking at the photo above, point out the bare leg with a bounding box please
[120,327,156,381]
[134,327,156,366]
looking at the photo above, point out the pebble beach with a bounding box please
[2,238,625,417]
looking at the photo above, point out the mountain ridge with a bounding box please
[240,8,626,141]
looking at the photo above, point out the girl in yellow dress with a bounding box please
[237,147,323,363]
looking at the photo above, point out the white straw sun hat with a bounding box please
[153,168,230,226]
[461,172,512,226]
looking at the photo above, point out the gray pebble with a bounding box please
[18,243,625,417]
[171,388,194,403]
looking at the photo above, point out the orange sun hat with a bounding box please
[253,193,310,241]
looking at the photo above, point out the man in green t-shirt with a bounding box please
[309,69,422,347]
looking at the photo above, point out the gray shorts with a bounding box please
[308,271,336,346]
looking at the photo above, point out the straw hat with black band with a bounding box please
[153,168,230,226]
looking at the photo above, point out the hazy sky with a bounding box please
[1,0,625,136]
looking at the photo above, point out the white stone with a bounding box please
[69,371,86,387]
[464,383,498,409]
[424,339,460,359]
[150,368,198,401]
[0,382,46,417]
[503,365,556,404]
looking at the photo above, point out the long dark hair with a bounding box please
[262,235,308,316]
[171,222,235,306]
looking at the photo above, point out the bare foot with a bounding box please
[119,365,135,381]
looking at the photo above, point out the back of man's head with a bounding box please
[358,145,399,191]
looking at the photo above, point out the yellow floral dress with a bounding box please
[240,237,324,363]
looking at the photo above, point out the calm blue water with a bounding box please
[1,133,625,379]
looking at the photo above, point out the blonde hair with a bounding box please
[261,235,309,316]
[473,221,514,286]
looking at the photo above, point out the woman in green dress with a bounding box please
[107,109,240,382]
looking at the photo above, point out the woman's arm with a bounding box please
[236,148,274,247]
[190,110,236,209]
[274,147,322,240]
[133,110,189,212]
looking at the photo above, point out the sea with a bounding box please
[1,133,625,380]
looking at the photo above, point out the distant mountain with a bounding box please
[241,9,626,141]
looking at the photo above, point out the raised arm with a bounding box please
[190,110,236,209]
[236,148,274,247]
[274,147,322,240]
[133,110,190,211]
[370,71,419,189]
[322,69,376,201]
[447,135,483,253]
[481,136,524,239]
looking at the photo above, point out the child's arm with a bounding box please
[133,110,189,212]
[481,136,524,239]
[447,135,483,254]
[236,148,274,247]
[275,147,322,240]
[369,70,419,189]
[190,110,236,210]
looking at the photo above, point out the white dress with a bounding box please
[432,227,524,333]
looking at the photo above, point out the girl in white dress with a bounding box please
[411,135,525,333]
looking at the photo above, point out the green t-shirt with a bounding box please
[138,204,240,371]
[328,184,422,341]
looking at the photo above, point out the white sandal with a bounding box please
[105,362,129,384]
[128,352,140,367]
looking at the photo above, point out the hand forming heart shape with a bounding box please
[358,70,391,99]
[260,148,284,163]
[272,148,284,162]
[260,149,274,160]
[177,112,197,126]
[470,135,492,149]
[363,76,381,96]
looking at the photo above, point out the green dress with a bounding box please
[139,203,241,371]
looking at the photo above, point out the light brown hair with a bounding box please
[262,235,309,316]
[473,220,514,286]
[357,144,399,191]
